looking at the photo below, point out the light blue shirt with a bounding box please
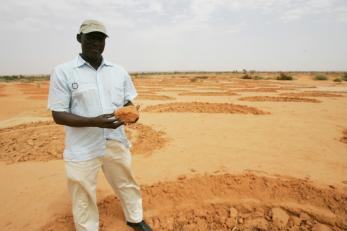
[47,55,137,161]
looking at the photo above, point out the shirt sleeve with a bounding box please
[47,67,71,112]
[123,71,137,103]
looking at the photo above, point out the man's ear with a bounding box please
[76,33,82,43]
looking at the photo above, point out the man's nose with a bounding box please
[92,39,103,46]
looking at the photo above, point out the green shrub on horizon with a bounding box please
[0,75,20,81]
[276,73,293,80]
[241,74,252,79]
[0,75,49,82]
[342,73,347,81]
[253,75,263,80]
[314,74,328,80]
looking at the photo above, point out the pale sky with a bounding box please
[0,0,346,75]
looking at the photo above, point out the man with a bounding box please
[48,19,152,231]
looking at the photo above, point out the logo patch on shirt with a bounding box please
[72,82,79,89]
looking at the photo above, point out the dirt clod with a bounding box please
[312,223,332,231]
[271,207,289,228]
[115,106,139,123]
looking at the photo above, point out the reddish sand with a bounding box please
[230,87,294,93]
[0,84,6,96]
[126,123,168,156]
[0,73,346,231]
[238,96,321,103]
[0,121,167,164]
[341,129,347,144]
[142,102,269,114]
[137,94,176,100]
[280,91,344,98]
[179,92,239,96]
[42,173,347,231]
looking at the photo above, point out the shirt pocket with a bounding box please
[110,86,125,107]
[71,84,99,116]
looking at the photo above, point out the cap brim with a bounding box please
[81,28,108,37]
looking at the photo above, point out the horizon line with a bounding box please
[1,70,347,77]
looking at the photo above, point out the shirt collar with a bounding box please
[75,55,114,68]
[102,59,113,67]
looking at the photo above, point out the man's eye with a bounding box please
[87,37,103,41]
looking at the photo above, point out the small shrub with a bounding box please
[314,74,328,80]
[342,73,347,81]
[333,78,342,82]
[195,76,209,80]
[241,74,252,79]
[253,76,262,80]
[276,73,293,80]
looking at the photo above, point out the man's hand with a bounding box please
[93,113,124,129]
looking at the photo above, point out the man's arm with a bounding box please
[52,111,124,129]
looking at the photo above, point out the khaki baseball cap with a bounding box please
[79,19,108,37]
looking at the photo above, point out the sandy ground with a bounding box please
[0,73,347,231]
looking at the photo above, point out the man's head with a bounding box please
[77,19,108,62]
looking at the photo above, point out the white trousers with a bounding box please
[65,140,143,231]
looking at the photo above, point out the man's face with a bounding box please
[79,32,106,61]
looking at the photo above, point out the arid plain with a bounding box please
[0,72,346,231]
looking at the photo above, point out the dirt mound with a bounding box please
[142,102,269,115]
[0,121,64,163]
[41,173,347,231]
[157,89,189,93]
[136,88,161,94]
[126,123,168,155]
[0,84,7,97]
[0,121,167,164]
[280,91,344,98]
[340,129,347,144]
[239,96,321,103]
[14,82,49,100]
[26,95,48,100]
[194,87,223,91]
[179,92,238,96]
[231,88,281,93]
[136,94,175,100]
[15,82,48,94]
